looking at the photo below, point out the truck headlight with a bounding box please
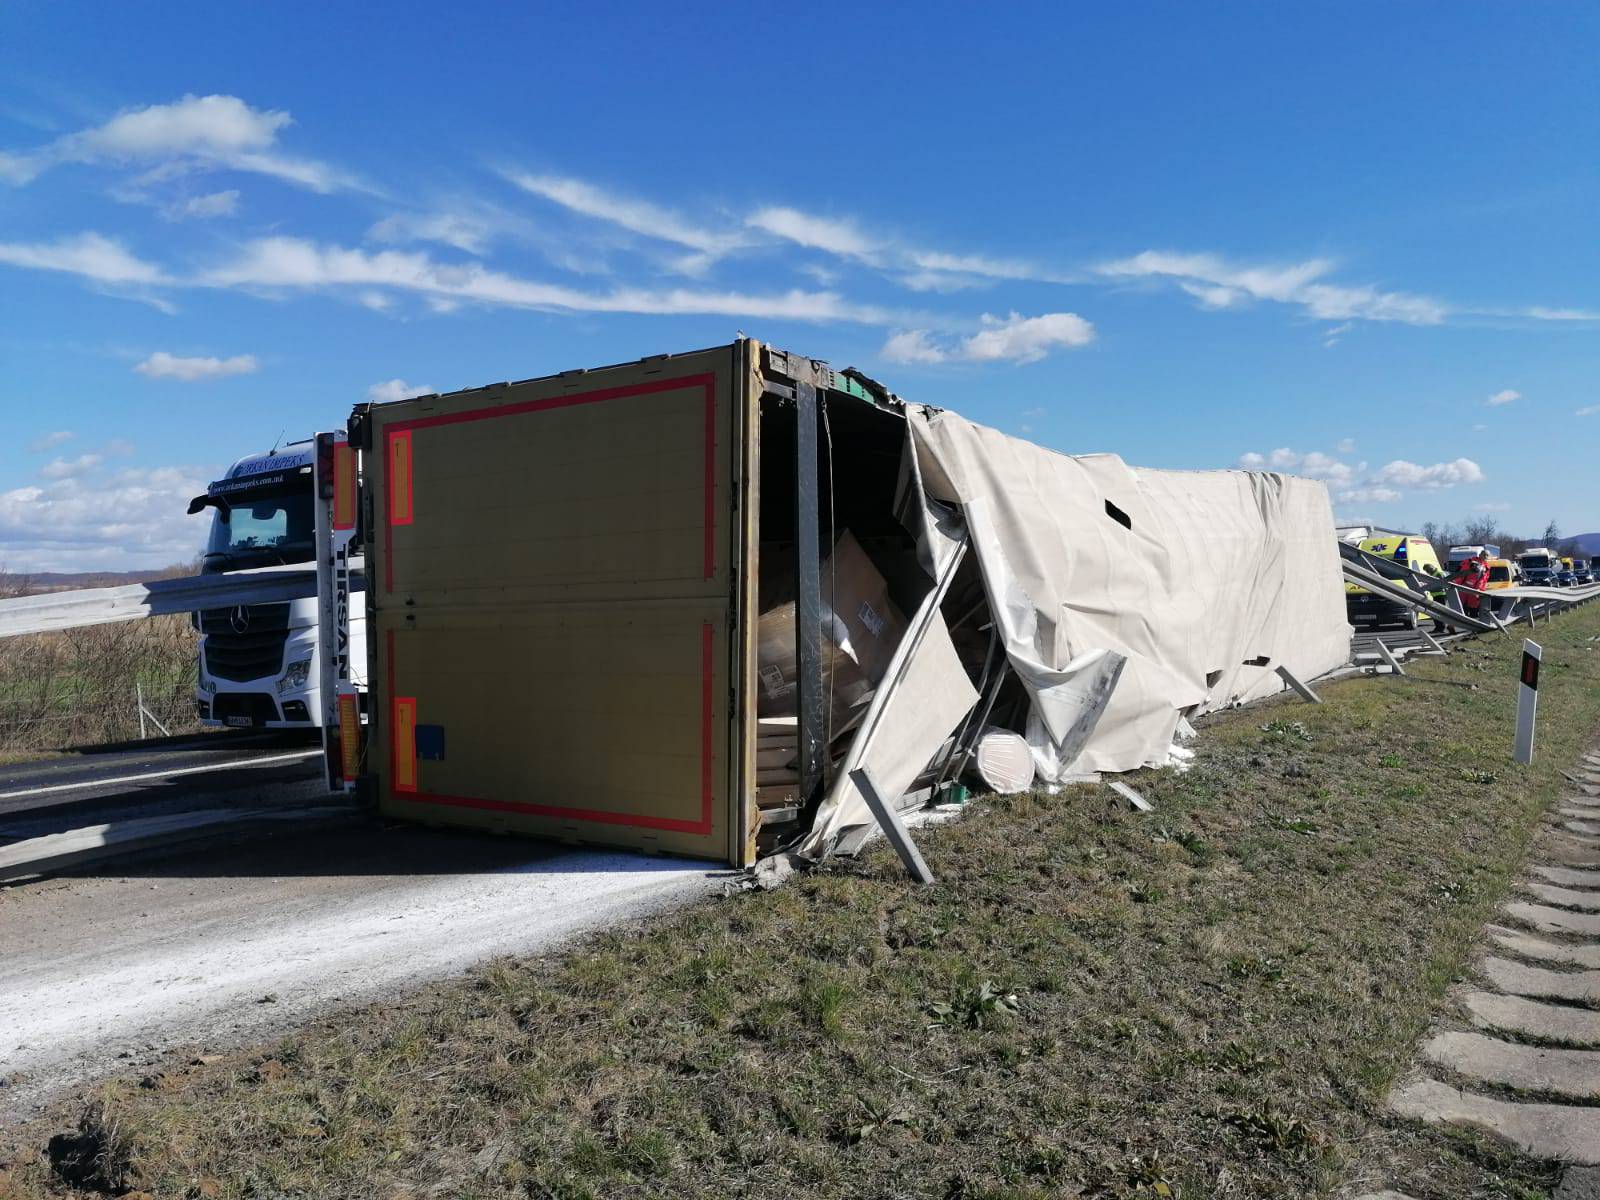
[199,678,217,695]
[277,658,312,695]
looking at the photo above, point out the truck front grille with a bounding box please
[201,603,291,682]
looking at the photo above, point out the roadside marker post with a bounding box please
[1513,639,1541,765]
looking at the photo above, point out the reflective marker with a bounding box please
[1514,639,1541,765]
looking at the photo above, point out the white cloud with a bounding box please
[0,232,168,285]
[1577,404,1600,417]
[1472,502,1511,512]
[962,312,1096,363]
[1485,388,1520,406]
[1235,447,1357,484]
[504,171,743,258]
[747,207,881,261]
[166,189,238,219]
[1236,445,1483,500]
[369,210,504,256]
[1335,486,1402,504]
[0,94,355,193]
[1369,457,1485,489]
[0,462,215,572]
[881,312,1094,365]
[880,330,949,365]
[1323,321,1353,347]
[27,430,74,453]
[1335,437,1356,454]
[1526,307,1600,322]
[1097,250,1447,325]
[367,379,432,403]
[750,204,1060,291]
[39,453,103,479]
[200,236,912,325]
[134,351,258,381]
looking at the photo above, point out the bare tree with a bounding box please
[1543,520,1562,547]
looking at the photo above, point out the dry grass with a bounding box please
[5,606,1600,1199]
[0,571,201,756]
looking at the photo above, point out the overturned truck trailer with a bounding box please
[352,340,1350,868]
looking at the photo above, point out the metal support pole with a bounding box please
[850,766,935,883]
[1514,640,1541,765]
[1419,631,1448,656]
[793,382,826,819]
[1374,638,1405,676]
[1275,664,1322,704]
[136,681,146,740]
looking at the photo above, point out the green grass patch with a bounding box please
[6,609,1600,1199]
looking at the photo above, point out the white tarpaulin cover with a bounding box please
[909,408,1351,776]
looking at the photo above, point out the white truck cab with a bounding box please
[189,438,367,729]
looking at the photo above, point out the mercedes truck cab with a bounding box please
[188,438,367,729]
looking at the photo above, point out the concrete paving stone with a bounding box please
[1465,991,1600,1047]
[1560,820,1600,837]
[1351,1193,1422,1200]
[1490,926,1600,969]
[1561,809,1600,823]
[1502,901,1600,937]
[1538,838,1600,868]
[1558,1166,1600,1199]
[1421,1030,1600,1099]
[1524,882,1600,913]
[1389,1077,1600,1163]
[1481,956,1600,1004]
[1534,865,1600,889]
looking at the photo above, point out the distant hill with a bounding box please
[1570,533,1600,556]
[5,569,177,593]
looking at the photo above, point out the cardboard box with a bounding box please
[755,531,907,731]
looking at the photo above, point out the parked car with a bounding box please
[1482,558,1516,615]
[1557,568,1577,587]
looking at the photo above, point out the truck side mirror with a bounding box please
[187,493,231,519]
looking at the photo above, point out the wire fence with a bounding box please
[0,614,202,753]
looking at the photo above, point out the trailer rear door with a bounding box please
[364,346,750,864]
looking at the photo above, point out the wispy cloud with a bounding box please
[503,170,746,263]
[39,453,103,479]
[0,232,168,285]
[0,94,358,194]
[1098,250,1448,325]
[134,351,258,381]
[200,236,917,325]
[165,189,239,220]
[1576,404,1600,417]
[1485,388,1520,406]
[367,379,432,403]
[749,204,1067,290]
[27,430,74,453]
[1236,444,1484,504]
[881,312,1095,365]
[0,462,215,572]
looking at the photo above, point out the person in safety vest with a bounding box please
[1440,554,1489,633]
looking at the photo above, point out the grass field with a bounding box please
[0,616,200,760]
[5,606,1599,1199]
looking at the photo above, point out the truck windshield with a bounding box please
[205,484,313,570]
[1488,566,1510,583]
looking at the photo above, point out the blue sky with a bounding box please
[1,1,1596,570]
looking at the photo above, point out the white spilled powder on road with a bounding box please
[0,846,721,1117]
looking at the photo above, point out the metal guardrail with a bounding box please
[0,566,365,640]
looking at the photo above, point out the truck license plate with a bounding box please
[224,715,254,728]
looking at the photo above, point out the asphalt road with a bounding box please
[0,819,726,1122]
[0,732,324,843]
